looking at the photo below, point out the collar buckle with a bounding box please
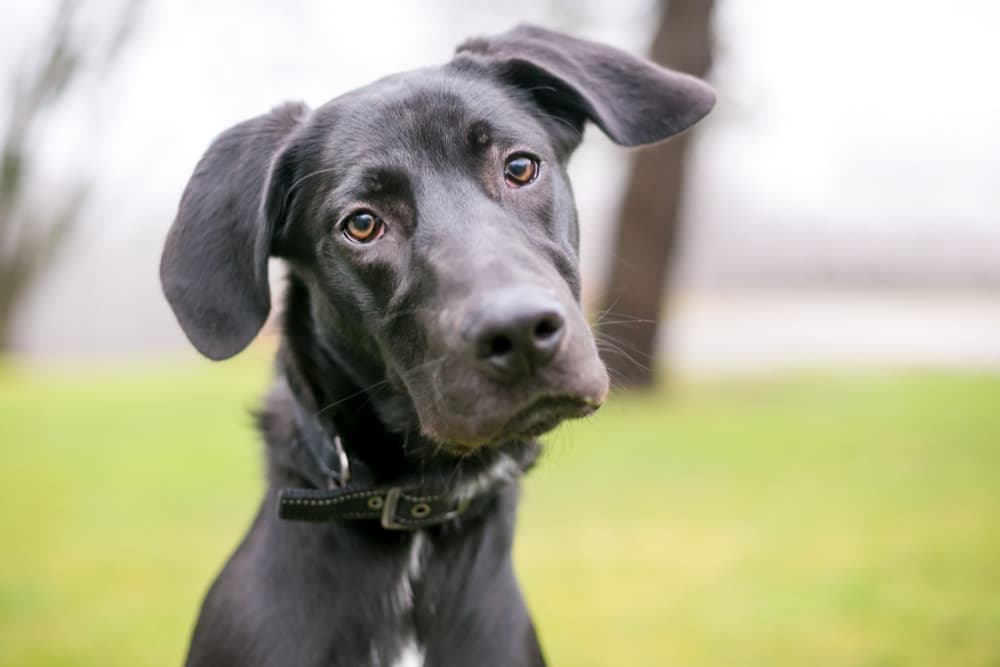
[379,487,472,530]
[379,488,405,530]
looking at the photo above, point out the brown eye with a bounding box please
[504,154,539,187]
[343,211,384,243]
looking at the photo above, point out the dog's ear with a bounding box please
[160,102,309,361]
[455,24,715,151]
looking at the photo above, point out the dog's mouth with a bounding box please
[404,308,611,452]
[459,394,599,449]
[502,394,598,438]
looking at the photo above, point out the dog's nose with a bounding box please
[467,289,567,381]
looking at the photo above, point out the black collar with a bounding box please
[277,399,508,530]
[279,485,472,530]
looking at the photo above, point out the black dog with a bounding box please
[161,25,713,667]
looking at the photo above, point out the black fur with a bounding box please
[161,25,713,667]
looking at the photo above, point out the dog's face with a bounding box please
[280,73,608,448]
[160,26,714,451]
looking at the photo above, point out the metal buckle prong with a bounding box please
[380,487,405,530]
[325,435,351,490]
[333,436,350,487]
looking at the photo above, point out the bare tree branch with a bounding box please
[597,0,715,387]
[0,0,145,349]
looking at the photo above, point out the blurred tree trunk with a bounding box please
[598,0,714,386]
[0,0,143,351]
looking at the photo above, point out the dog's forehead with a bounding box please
[311,67,547,162]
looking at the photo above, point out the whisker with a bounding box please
[396,354,451,381]
[590,295,622,325]
[593,317,657,327]
[313,379,391,418]
[595,330,656,361]
[595,337,652,374]
[608,252,644,273]
[281,166,339,217]
[525,107,582,138]
[347,380,393,420]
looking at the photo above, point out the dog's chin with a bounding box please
[496,395,599,441]
[421,394,602,454]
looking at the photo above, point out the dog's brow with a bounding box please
[361,167,409,193]
[466,119,494,147]
[330,165,414,209]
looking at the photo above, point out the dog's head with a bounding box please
[160,25,714,451]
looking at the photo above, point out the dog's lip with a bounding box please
[426,393,600,452]
[488,394,600,444]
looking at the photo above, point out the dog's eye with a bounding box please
[342,211,384,243]
[504,154,539,187]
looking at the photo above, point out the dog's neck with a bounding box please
[258,276,539,518]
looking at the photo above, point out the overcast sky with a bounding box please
[3,0,998,358]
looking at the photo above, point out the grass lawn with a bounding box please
[1,353,998,666]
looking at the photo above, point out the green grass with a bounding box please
[1,354,998,666]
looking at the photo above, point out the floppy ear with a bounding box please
[455,24,715,150]
[160,102,309,361]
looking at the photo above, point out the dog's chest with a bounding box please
[369,531,429,667]
[386,640,424,667]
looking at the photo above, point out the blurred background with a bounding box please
[1,1,997,665]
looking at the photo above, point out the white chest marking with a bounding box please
[390,637,425,667]
[391,531,429,615]
[452,453,522,502]
[384,459,518,667]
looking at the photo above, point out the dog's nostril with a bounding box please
[534,316,562,341]
[487,335,513,358]
[466,290,568,379]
